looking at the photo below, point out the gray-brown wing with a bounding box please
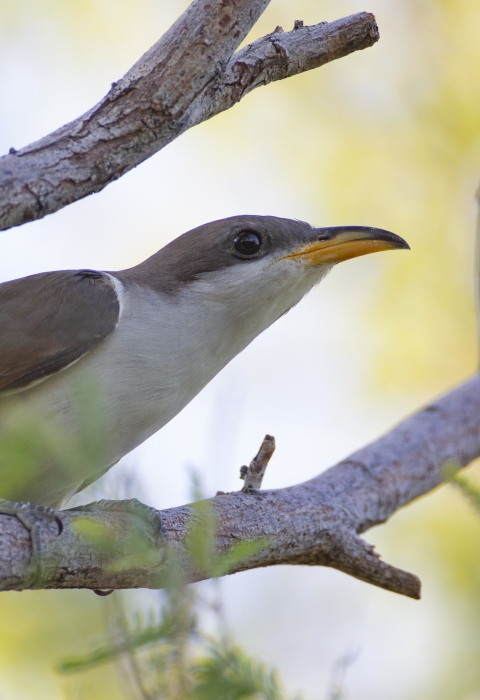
[0,269,120,394]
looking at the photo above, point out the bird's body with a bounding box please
[0,216,408,507]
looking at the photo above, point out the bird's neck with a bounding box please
[118,265,320,405]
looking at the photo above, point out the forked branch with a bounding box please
[0,2,378,232]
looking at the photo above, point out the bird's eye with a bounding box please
[232,231,263,257]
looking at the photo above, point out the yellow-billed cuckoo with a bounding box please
[0,216,409,510]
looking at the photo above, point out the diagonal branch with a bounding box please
[2,373,480,598]
[0,7,379,232]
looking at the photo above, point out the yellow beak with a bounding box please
[281,226,410,266]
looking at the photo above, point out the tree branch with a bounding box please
[239,434,275,492]
[0,7,379,232]
[2,373,480,598]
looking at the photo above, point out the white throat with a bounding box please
[89,259,328,452]
[0,259,328,506]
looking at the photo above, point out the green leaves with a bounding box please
[191,643,293,700]
[71,511,162,572]
[58,612,187,674]
[57,489,290,699]
[186,496,268,579]
[59,625,294,700]
[0,376,109,504]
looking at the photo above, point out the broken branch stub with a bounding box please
[240,435,276,492]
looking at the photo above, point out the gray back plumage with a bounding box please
[0,270,120,394]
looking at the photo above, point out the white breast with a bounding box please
[0,260,326,506]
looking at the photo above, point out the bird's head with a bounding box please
[126,215,409,350]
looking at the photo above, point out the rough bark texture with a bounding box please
[0,9,379,232]
[239,434,275,492]
[2,374,480,598]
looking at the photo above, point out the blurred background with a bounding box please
[1,0,480,697]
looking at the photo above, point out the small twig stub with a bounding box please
[240,435,276,492]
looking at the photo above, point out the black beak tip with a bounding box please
[316,226,410,250]
[375,228,410,251]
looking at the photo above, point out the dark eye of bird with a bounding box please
[233,231,262,257]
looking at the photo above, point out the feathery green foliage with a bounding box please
[57,481,298,700]
[191,643,296,700]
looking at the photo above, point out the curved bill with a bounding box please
[282,226,410,266]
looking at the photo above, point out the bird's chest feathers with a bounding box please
[92,272,308,436]
[77,286,266,441]
[5,268,315,462]
[105,287,262,410]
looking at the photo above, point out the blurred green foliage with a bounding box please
[191,643,294,700]
[0,378,108,504]
[58,491,285,700]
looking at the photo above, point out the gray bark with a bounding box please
[0,6,379,232]
[2,374,479,598]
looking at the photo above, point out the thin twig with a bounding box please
[240,435,275,492]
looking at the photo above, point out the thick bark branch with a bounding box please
[0,8,378,232]
[2,374,480,598]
